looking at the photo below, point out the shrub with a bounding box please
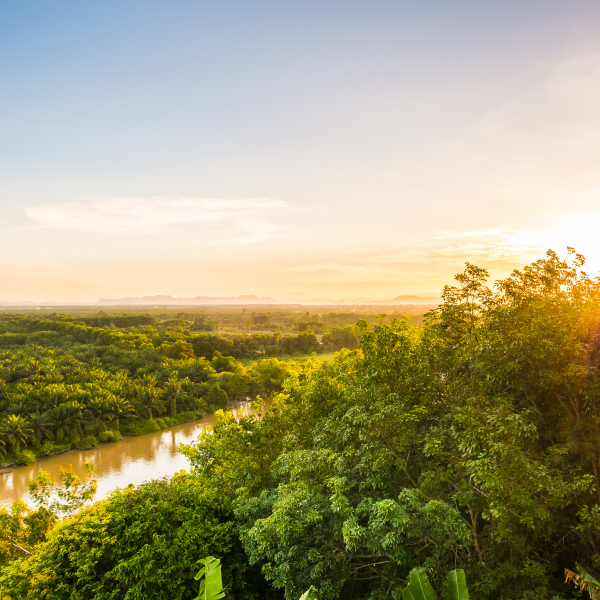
[120,418,161,436]
[14,450,36,465]
[98,430,122,443]
[37,442,71,457]
[120,411,204,436]
[74,436,97,450]
[38,441,56,456]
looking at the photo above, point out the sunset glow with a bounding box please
[1,2,600,302]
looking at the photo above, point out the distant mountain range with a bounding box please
[0,293,441,307]
[93,295,277,305]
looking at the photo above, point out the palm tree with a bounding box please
[90,369,109,383]
[108,374,128,399]
[163,378,186,416]
[1,415,34,453]
[139,374,158,388]
[138,388,165,421]
[84,398,114,435]
[107,396,136,430]
[28,412,54,448]
[24,359,43,378]
[43,369,64,384]
[7,396,32,417]
[49,402,83,443]
[43,384,68,409]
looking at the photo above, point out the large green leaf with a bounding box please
[447,569,469,600]
[402,568,437,600]
[299,586,318,600]
[194,556,226,600]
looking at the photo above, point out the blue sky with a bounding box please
[2,1,600,301]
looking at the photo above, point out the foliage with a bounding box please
[0,465,97,568]
[120,410,204,436]
[14,450,36,465]
[321,326,358,351]
[182,249,600,600]
[565,564,600,600]
[194,556,226,600]
[28,463,97,518]
[402,568,436,600]
[0,473,276,599]
[446,570,469,600]
[251,358,292,396]
[1,415,33,454]
[98,429,122,443]
[401,569,469,600]
[7,251,600,599]
[0,501,56,568]
[299,587,318,600]
[37,441,71,456]
[74,435,98,449]
[0,309,364,461]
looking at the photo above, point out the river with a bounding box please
[0,405,250,506]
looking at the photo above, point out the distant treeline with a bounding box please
[0,313,362,356]
[42,307,425,334]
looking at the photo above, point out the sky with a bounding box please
[2,1,600,302]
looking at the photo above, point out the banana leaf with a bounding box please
[402,568,437,600]
[447,569,469,600]
[194,556,226,600]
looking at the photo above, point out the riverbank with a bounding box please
[0,412,220,505]
[0,409,208,473]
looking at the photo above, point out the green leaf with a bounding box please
[402,568,437,600]
[447,569,469,600]
[299,585,318,600]
[577,563,600,589]
[194,556,226,600]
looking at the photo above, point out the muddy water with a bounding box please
[0,410,234,506]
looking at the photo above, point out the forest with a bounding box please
[0,306,382,466]
[2,249,600,600]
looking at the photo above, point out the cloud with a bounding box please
[364,228,548,266]
[284,228,552,284]
[24,197,288,240]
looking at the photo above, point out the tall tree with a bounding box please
[138,388,164,421]
[28,412,54,448]
[163,374,184,416]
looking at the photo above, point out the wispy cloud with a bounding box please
[285,228,551,284]
[24,197,288,241]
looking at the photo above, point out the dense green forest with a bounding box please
[0,307,381,465]
[3,249,600,599]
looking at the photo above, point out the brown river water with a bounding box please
[0,405,253,506]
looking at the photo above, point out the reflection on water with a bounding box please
[0,414,223,506]
[0,402,257,506]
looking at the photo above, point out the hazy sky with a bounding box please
[2,1,600,302]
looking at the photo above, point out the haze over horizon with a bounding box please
[2,1,600,302]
